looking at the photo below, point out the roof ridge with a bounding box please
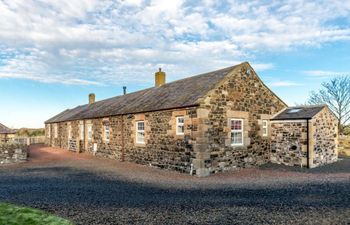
[290,104,327,108]
[71,64,243,108]
[46,62,247,123]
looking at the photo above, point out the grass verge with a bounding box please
[0,203,73,225]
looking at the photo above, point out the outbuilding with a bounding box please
[0,123,16,143]
[270,105,338,168]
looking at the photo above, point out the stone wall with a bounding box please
[45,64,287,176]
[270,121,308,167]
[46,107,199,173]
[193,64,287,175]
[339,136,350,156]
[0,143,28,164]
[310,107,338,167]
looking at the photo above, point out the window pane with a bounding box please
[138,122,144,131]
[104,125,110,141]
[136,121,145,143]
[176,117,185,135]
[137,131,144,143]
[231,120,242,130]
[177,125,184,134]
[88,124,92,139]
[231,132,243,145]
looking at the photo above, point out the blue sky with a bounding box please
[1,0,350,128]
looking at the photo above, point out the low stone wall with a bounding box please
[339,136,350,156]
[0,143,28,164]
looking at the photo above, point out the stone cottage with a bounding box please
[45,62,338,176]
[0,123,16,143]
[270,105,338,168]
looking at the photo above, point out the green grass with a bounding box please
[0,203,73,225]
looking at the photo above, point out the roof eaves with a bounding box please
[45,103,200,124]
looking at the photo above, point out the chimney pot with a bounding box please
[155,68,166,87]
[89,93,95,105]
[123,86,127,95]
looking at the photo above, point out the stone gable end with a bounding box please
[193,63,287,175]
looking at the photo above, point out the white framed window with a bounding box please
[67,123,72,139]
[79,121,84,140]
[231,119,244,146]
[136,121,145,144]
[176,116,185,135]
[54,124,58,138]
[87,123,93,141]
[104,124,110,142]
[47,125,51,138]
[262,120,268,137]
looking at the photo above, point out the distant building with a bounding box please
[45,62,339,176]
[0,123,16,143]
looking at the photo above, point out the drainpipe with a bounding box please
[306,119,310,169]
[83,120,86,152]
[121,115,125,162]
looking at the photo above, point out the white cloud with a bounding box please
[251,63,274,71]
[0,0,349,85]
[268,81,302,87]
[304,70,350,77]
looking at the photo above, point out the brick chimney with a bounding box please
[155,68,166,87]
[89,93,95,104]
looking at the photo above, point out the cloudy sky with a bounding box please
[1,0,350,128]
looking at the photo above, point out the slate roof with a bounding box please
[271,105,326,120]
[46,63,245,124]
[0,123,15,134]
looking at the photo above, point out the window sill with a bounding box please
[231,144,244,147]
[135,142,146,147]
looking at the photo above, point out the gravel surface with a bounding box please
[0,145,349,225]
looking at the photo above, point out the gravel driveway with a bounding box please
[0,145,349,225]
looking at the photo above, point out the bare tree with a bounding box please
[308,76,350,133]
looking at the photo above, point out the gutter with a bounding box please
[45,104,199,124]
